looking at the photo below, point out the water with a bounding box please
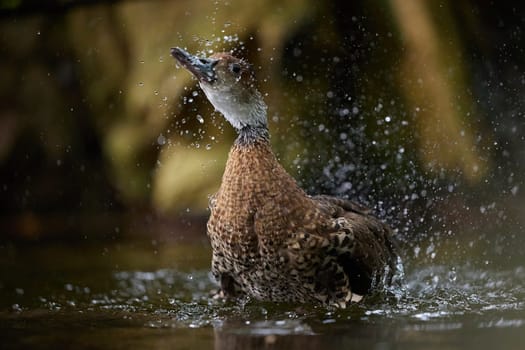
[1,232,524,350]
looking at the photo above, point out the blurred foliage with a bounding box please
[0,0,524,237]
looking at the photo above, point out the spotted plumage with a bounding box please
[171,47,397,307]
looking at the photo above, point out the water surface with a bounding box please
[1,232,524,349]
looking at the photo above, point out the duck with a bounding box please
[170,47,398,308]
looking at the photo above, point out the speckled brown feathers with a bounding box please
[207,133,397,307]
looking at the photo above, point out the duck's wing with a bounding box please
[311,195,398,296]
[312,195,371,215]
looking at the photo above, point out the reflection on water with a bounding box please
[0,237,524,349]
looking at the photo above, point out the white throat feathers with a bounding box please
[199,82,268,130]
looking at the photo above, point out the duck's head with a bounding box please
[171,47,267,130]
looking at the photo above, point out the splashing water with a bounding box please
[1,234,524,350]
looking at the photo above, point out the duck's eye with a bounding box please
[230,63,241,74]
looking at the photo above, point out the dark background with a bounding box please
[0,0,523,260]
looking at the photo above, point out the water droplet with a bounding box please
[414,246,420,258]
[339,108,350,117]
[196,115,204,124]
[448,268,457,282]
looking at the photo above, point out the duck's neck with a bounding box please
[235,124,270,146]
[222,125,302,208]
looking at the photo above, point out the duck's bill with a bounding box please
[170,47,217,83]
